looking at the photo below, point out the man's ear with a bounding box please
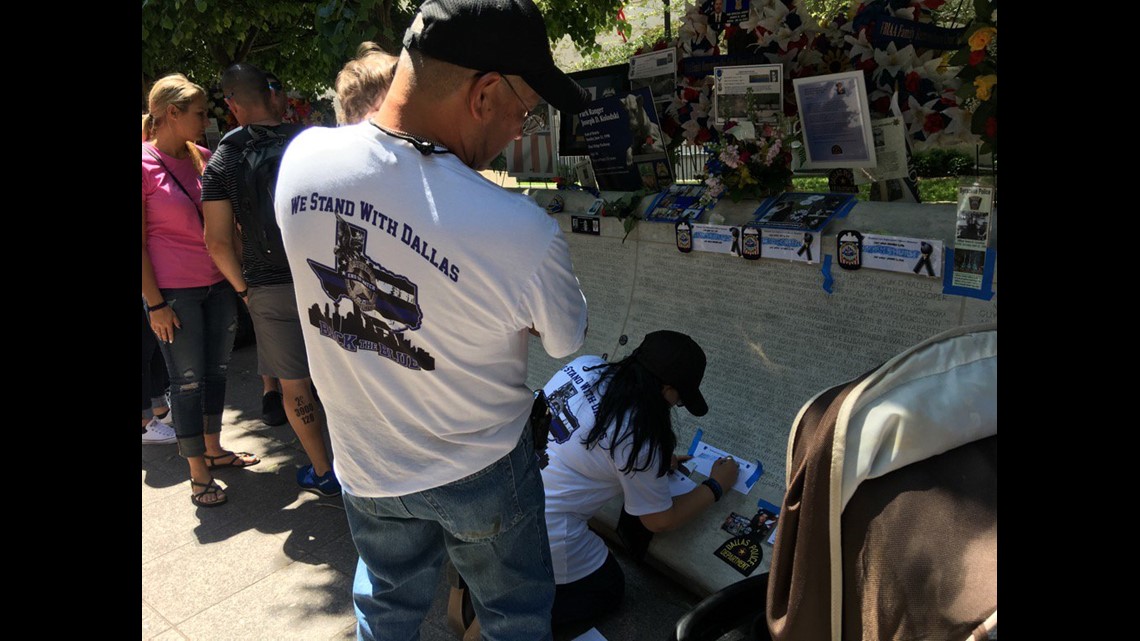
[468,72,499,123]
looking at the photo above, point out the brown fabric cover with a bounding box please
[767,378,996,641]
[767,374,870,641]
[841,436,997,641]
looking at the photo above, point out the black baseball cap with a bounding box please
[402,0,590,114]
[634,330,709,417]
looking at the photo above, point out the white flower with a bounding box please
[904,95,939,138]
[891,6,915,21]
[793,47,824,72]
[873,42,919,79]
[681,117,704,145]
[844,30,875,65]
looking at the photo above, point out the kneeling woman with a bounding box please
[541,330,739,628]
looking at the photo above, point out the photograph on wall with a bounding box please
[503,103,557,179]
[750,192,857,232]
[954,185,994,251]
[645,184,707,222]
[793,71,877,168]
[948,184,996,293]
[560,64,631,157]
[854,116,910,184]
[578,87,673,192]
[713,64,783,126]
[701,0,751,35]
[629,48,678,118]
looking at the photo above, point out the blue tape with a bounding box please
[756,498,780,515]
[941,247,997,300]
[746,460,763,487]
[687,429,703,456]
[821,254,834,294]
[834,198,857,219]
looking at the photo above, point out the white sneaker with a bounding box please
[142,418,177,445]
[156,410,174,425]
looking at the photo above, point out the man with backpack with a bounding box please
[203,63,340,497]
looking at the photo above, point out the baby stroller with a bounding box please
[673,323,997,641]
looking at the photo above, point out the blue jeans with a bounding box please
[156,280,238,458]
[342,427,555,641]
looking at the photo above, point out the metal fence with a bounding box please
[554,144,712,188]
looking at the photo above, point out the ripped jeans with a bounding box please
[155,279,238,458]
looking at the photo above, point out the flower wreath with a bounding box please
[658,0,983,158]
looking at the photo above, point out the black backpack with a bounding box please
[222,124,305,269]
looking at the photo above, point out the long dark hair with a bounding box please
[581,353,676,477]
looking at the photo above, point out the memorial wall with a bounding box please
[523,191,998,594]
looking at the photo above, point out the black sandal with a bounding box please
[203,451,261,470]
[190,479,228,507]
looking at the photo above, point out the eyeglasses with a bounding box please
[499,75,545,136]
[267,80,283,92]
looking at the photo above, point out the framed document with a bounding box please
[713,64,782,125]
[792,71,877,168]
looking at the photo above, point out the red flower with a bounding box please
[924,113,945,133]
[905,71,920,93]
[871,95,891,115]
[683,87,701,102]
[695,128,712,143]
[924,0,947,9]
[653,41,667,51]
[725,25,739,39]
[969,50,985,66]
[740,151,752,163]
[985,116,997,139]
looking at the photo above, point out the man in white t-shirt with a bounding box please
[273,1,590,639]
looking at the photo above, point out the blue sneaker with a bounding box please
[296,465,342,497]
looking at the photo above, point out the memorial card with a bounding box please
[691,223,743,255]
[759,229,820,263]
[860,234,943,277]
[948,185,997,294]
[561,64,631,156]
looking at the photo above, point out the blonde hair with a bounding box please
[142,73,207,174]
[335,42,399,125]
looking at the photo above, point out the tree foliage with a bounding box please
[142,0,632,106]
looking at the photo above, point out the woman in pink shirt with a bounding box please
[142,73,259,508]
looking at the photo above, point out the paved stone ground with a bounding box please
[142,341,700,640]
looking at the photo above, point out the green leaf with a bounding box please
[160,16,173,29]
[195,0,206,13]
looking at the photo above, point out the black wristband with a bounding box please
[702,478,723,502]
[236,289,249,299]
[147,301,168,312]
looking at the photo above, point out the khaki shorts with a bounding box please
[246,283,310,380]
